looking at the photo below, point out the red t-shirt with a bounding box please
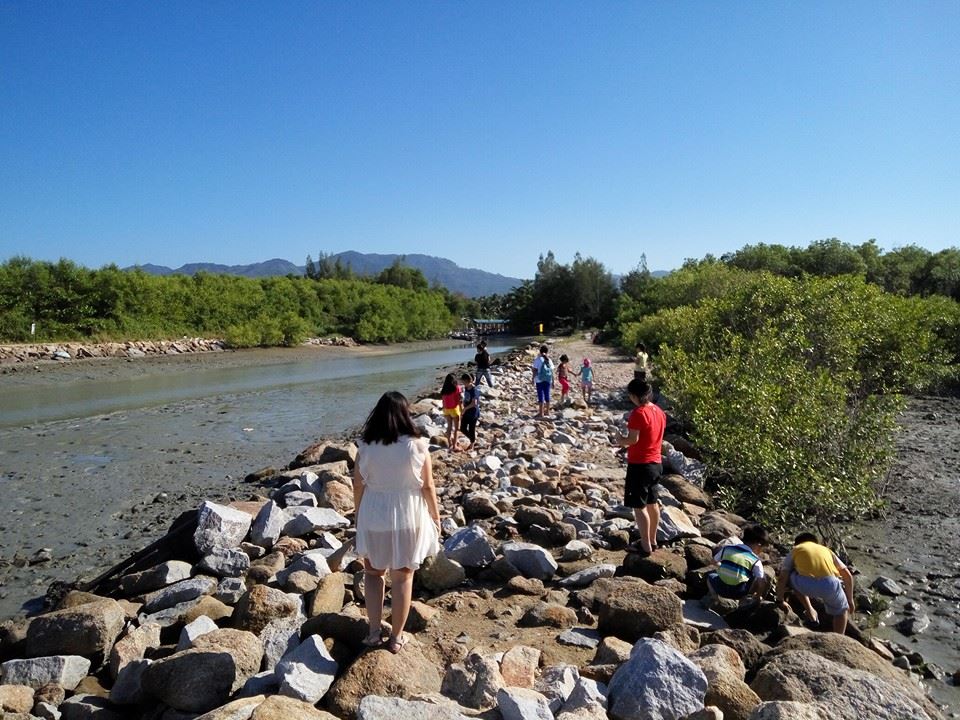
[627,402,666,464]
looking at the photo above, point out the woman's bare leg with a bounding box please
[363,560,386,641]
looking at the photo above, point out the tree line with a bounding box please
[0,257,459,345]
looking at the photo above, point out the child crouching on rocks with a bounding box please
[612,379,666,555]
[777,532,855,634]
[707,524,772,604]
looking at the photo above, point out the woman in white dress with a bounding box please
[354,391,441,653]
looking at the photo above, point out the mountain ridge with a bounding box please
[126,252,524,297]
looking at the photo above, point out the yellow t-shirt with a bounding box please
[791,542,840,578]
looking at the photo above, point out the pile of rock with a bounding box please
[0,338,226,364]
[303,337,358,347]
[0,343,946,719]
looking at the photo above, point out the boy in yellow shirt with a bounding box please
[777,532,855,633]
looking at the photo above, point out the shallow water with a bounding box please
[0,340,513,617]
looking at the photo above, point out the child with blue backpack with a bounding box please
[531,344,553,418]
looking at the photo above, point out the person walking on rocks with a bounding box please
[474,341,495,387]
[707,524,771,602]
[459,372,481,450]
[575,357,595,404]
[557,354,572,406]
[440,373,463,450]
[634,343,649,381]
[531,344,554,418]
[777,532,855,634]
[354,391,442,653]
[612,379,666,554]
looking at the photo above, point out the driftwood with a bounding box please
[78,510,200,597]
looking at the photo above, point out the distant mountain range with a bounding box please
[126,252,525,297]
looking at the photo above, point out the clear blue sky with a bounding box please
[1,2,958,279]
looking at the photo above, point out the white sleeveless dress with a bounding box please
[355,435,439,570]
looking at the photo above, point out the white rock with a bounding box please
[534,664,580,712]
[276,550,331,586]
[607,639,707,720]
[141,576,218,613]
[480,455,503,472]
[444,525,497,568]
[110,658,153,704]
[197,547,251,577]
[561,540,593,561]
[250,501,288,548]
[657,506,701,544]
[283,491,319,508]
[681,600,729,631]
[497,687,555,720]
[358,695,472,719]
[558,564,617,588]
[1,655,91,689]
[34,701,62,720]
[502,542,558,580]
[119,560,194,595]
[194,501,252,554]
[276,634,338,703]
[282,507,350,537]
[177,616,219,651]
[261,614,304,671]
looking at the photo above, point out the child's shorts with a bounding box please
[443,407,461,418]
[789,573,849,615]
[559,377,570,393]
[581,381,593,391]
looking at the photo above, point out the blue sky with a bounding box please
[1,2,958,279]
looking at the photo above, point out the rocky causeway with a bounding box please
[0,339,956,719]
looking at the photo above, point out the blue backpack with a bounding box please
[537,358,553,383]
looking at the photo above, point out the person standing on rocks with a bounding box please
[575,357,595,404]
[531,344,554,418]
[777,532,855,634]
[634,343,649,381]
[612,379,666,554]
[354,391,442,653]
[474,341,495,387]
[459,372,481,450]
[440,373,463,451]
[557,354,572,406]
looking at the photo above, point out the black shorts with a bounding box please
[624,462,661,507]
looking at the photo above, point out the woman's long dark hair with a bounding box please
[361,391,420,445]
[440,373,458,396]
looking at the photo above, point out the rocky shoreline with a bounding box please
[0,341,952,719]
[0,339,228,365]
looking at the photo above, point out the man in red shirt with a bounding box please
[613,379,666,555]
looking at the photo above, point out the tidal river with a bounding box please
[0,340,514,618]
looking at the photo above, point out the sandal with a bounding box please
[362,633,383,648]
[387,634,407,654]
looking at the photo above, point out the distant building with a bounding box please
[471,318,510,335]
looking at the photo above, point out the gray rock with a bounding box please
[238,670,280,698]
[657,506,702,543]
[118,560,193,595]
[194,501,252,554]
[748,701,822,720]
[35,701,63,720]
[479,455,503,472]
[444,525,497,568]
[283,491,319,508]
[559,564,617,588]
[557,628,602,649]
[141,576,218,613]
[357,695,471,720]
[497,687,554,720]
[550,431,578,445]
[896,614,930,636]
[869,576,904,597]
[275,550,331,586]
[276,634,338,703]
[560,540,593,562]
[0,655,91,689]
[261,615,304,671]
[502,542,558,581]
[250,500,288,549]
[607,638,708,720]
[534,664,580,712]
[197,547,251,577]
[110,658,152,705]
[682,600,729,631]
[216,577,247,605]
[176,615,219,651]
[283,507,351,537]
[559,677,608,717]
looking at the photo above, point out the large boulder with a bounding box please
[0,684,34,713]
[501,542,558,581]
[141,629,263,712]
[0,655,91,690]
[620,549,687,582]
[597,581,683,642]
[309,573,347,616]
[444,526,497,568]
[357,695,470,720]
[290,442,357,470]
[141,576,218,614]
[607,639,708,720]
[750,650,936,720]
[497,687,554,720]
[26,599,125,661]
[326,642,442,719]
[109,623,162,678]
[658,474,712,508]
[417,553,466,592]
[748,702,823,720]
[276,635,338,704]
[194,501,253,554]
[689,644,760,720]
[118,560,193,596]
[234,585,302,635]
[283,507,351,537]
[701,629,772,673]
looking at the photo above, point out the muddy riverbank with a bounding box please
[846,394,960,710]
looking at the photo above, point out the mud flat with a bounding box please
[846,394,960,711]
